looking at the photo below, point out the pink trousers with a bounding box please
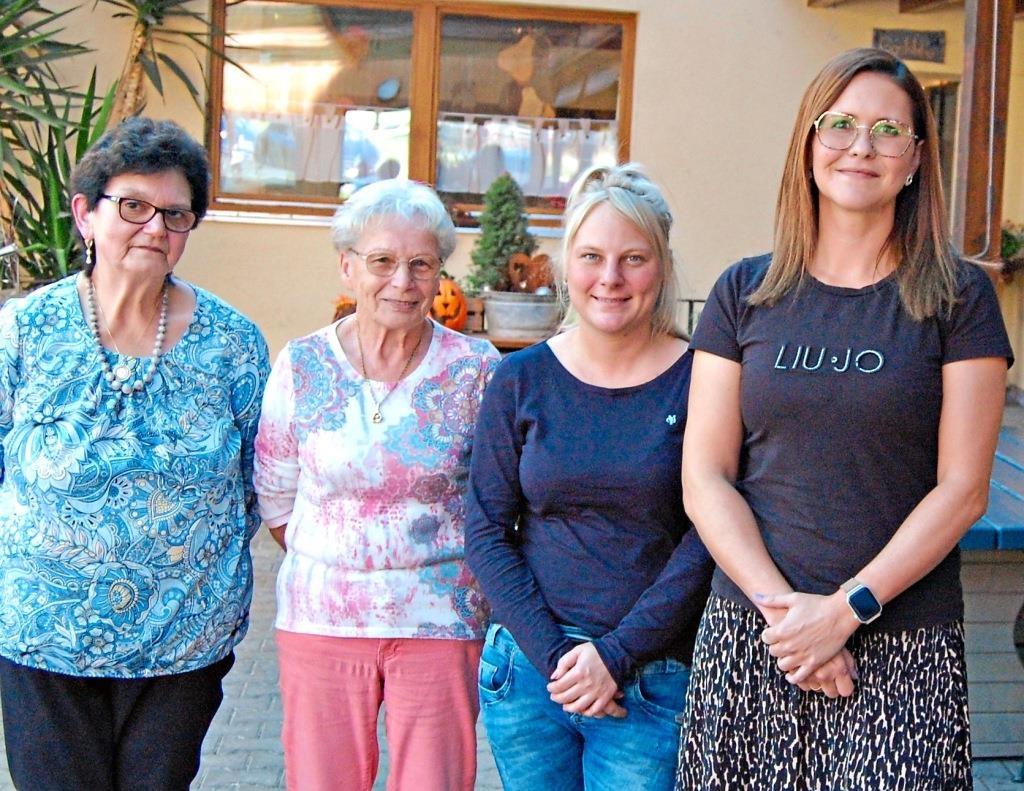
[276,630,482,791]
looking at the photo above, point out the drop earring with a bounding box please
[84,239,93,270]
[905,173,914,187]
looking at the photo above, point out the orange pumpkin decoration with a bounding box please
[431,277,468,331]
[332,294,357,322]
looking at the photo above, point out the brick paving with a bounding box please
[1,415,1024,788]
[185,534,1024,790]
[189,529,503,791]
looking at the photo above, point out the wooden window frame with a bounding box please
[206,0,636,219]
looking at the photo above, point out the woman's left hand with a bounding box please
[546,642,627,719]
[756,591,859,684]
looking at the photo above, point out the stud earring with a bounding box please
[905,174,914,187]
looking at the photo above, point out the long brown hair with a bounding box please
[749,48,957,320]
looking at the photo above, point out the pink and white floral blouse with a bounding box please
[254,320,500,641]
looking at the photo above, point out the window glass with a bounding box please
[437,15,623,211]
[209,2,633,217]
[926,80,958,218]
[219,2,413,205]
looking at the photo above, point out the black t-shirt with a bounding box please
[692,254,1013,632]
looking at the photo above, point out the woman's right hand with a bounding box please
[797,648,857,698]
[757,590,859,686]
[547,642,627,719]
[757,597,857,698]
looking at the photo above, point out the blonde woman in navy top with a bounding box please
[467,163,713,791]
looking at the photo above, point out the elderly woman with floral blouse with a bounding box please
[254,178,500,791]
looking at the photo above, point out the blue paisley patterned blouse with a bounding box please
[0,276,270,677]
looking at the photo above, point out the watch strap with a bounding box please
[840,577,862,594]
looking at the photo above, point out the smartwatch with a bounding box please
[841,578,882,624]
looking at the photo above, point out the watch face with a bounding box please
[848,585,882,623]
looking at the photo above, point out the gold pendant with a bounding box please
[372,411,383,424]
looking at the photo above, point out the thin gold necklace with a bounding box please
[355,320,425,424]
[93,280,163,357]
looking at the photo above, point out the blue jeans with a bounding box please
[478,623,689,791]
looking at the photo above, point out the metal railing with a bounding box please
[0,242,21,296]
[679,298,705,336]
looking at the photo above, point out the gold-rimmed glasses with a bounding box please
[348,248,443,281]
[812,111,918,158]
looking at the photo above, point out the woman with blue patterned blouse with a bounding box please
[0,117,270,791]
[254,179,500,791]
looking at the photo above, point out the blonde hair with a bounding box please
[750,47,957,321]
[555,163,683,336]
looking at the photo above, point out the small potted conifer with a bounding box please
[465,173,560,338]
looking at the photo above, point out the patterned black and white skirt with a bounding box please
[676,593,972,791]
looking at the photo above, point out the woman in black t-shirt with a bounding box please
[677,48,1012,790]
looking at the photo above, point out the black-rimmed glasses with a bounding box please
[348,248,443,281]
[101,195,199,233]
[812,111,918,158]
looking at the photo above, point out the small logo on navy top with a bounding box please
[666,414,677,425]
[773,344,884,374]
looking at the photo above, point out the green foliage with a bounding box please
[4,71,115,281]
[0,1,88,128]
[0,1,110,282]
[1002,221,1024,263]
[466,173,537,293]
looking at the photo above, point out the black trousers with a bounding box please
[0,653,234,791]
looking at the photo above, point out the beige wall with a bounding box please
[47,0,1019,359]
[997,24,1024,390]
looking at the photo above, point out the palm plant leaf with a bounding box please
[95,0,250,119]
[0,2,88,129]
[2,69,116,281]
[155,50,201,100]
[138,48,164,94]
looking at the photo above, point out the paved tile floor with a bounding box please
[185,530,503,791]
[0,410,1022,789]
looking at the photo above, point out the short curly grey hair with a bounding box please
[330,179,456,260]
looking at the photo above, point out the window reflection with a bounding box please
[208,2,633,217]
[220,2,412,203]
[436,115,617,201]
[437,16,623,210]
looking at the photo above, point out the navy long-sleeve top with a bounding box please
[465,341,713,687]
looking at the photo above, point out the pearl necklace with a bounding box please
[84,274,169,397]
[355,320,425,424]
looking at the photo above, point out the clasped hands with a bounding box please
[546,641,627,719]
[755,591,860,698]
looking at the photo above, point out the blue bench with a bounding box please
[961,427,1024,550]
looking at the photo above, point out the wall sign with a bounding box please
[873,29,946,63]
